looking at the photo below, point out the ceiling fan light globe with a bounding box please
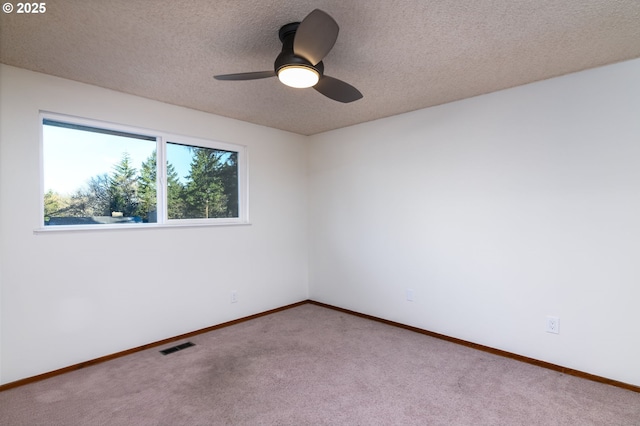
[277,65,319,88]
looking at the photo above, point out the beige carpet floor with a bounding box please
[1,303,639,425]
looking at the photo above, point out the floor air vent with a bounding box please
[160,341,195,355]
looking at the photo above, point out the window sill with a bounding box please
[34,220,251,234]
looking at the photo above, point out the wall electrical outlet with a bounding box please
[406,288,414,302]
[231,291,238,303]
[546,316,559,334]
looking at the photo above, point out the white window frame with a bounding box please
[37,112,249,232]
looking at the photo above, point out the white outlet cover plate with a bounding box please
[546,316,559,334]
[406,289,414,302]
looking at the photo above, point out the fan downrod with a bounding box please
[278,22,300,42]
[274,22,324,77]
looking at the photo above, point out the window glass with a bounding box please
[166,142,238,219]
[43,120,157,226]
[41,114,246,229]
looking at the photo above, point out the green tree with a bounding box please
[183,148,228,218]
[218,152,238,217]
[44,148,237,223]
[137,152,157,221]
[166,163,185,219]
[109,153,139,217]
[44,190,68,222]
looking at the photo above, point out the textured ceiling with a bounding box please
[1,0,639,135]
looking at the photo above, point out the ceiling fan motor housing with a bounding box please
[274,23,324,77]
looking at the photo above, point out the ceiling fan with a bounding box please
[214,9,363,103]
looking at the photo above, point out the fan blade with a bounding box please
[314,76,363,103]
[214,71,276,81]
[294,9,339,66]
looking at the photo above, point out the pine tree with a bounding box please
[137,150,188,220]
[109,152,139,217]
[137,152,157,222]
[183,148,228,218]
[218,151,238,217]
[166,163,185,219]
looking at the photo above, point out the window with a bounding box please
[166,142,238,220]
[41,113,247,229]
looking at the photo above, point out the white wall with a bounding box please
[2,58,639,388]
[308,59,640,387]
[0,65,309,385]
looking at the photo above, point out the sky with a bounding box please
[43,125,193,195]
